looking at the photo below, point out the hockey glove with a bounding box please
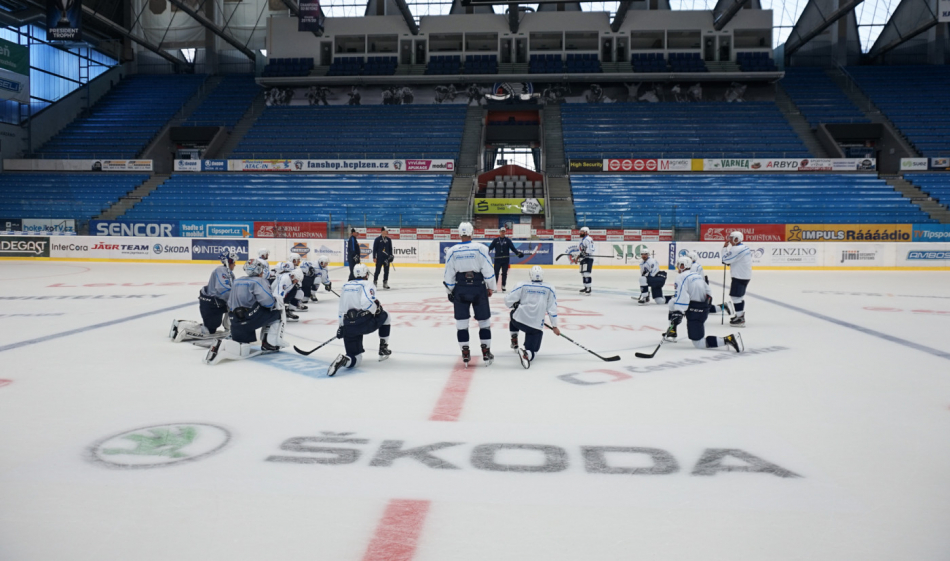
[388,255,395,263]
[325,282,332,291]
[511,302,519,310]
[336,326,345,339]
[447,291,455,302]
[374,301,383,316]
[517,252,524,258]
[670,311,684,326]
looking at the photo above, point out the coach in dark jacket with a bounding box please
[373,227,394,289]
[487,227,523,291]
[347,229,361,281]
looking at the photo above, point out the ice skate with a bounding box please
[285,310,299,322]
[662,325,678,343]
[481,344,494,367]
[510,334,519,350]
[637,292,650,305]
[722,300,736,316]
[518,348,531,369]
[461,345,471,367]
[383,282,390,290]
[724,333,744,353]
[327,354,349,376]
[730,315,746,327]
[378,341,392,361]
[309,295,319,303]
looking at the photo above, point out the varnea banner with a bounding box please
[92,221,179,237]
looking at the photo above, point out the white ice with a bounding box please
[1,261,950,561]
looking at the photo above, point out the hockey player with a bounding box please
[687,249,735,316]
[444,221,496,366]
[634,246,669,305]
[721,231,752,326]
[251,248,270,268]
[372,227,393,289]
[272,262,304,321]
[301,254,332,302]
[327,263,392,376]
[347,229,361,281]
[487,227,523,292]
[664,255,742,352]
[204,260,287,364]
[169,249,235,343]
[505,266,559,369]
[576,226,595,294]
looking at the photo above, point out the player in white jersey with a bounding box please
[251,248,269,268]
[301,254,332,302]
[664,256,742,352]
[505,266,560,369]
[327,263,392,376]
[169,249,236,343]
[271,262,304,322]
[443,221,496,366]
[684,249,735,316]
[721,231,752,326]
[634,246,669,305]
[576,226,595,294]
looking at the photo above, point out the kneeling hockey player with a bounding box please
[505,266,560,369]
[327,263,392,376]
[301,255,332,302]
[169,250,235,343]
[204,260,287,364]
[634,246,669,304]
[664,255,743,353]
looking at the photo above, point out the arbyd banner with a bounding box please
[912,224,950,242]
[191,239,249,261]
[91,220,179,237]
[703,158,875,172]
[701,224,785,242]
[254,222,328,239]
[786,224,911,242]
[0,236,50,257]
[232,159,455,173]
[180,221,254,238]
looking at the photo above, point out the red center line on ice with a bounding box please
[362,358,473,561]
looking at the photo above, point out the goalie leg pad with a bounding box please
[205,339,259,365]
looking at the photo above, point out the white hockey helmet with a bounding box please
[640,245,650,256]
[687,249,699,262]
[353,263,369,278]
[580,226,590,235]
[291,254,302,266]
[317,255,330,267]
[291,269,304,283]
[219,250,237,266]
[729,231,744,244]
[257,247,270,260]
[529,265,544,282]
[458,222,474,238]
[676,255,693,272]
[277,261,293,274]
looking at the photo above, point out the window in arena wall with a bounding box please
[855,0,897,52]
[757,0,808,48]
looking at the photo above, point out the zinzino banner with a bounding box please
[786,224,911,242]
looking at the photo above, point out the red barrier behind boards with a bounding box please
[255,222,328,238]
[701,224,785,242]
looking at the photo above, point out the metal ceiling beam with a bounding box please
[867,0,938,59]
[610,1,632,32]
[712,0,746,30]
[81,5,188,69]
[165,0,257,61]
[784,0,865,58]
[390,0,420,34]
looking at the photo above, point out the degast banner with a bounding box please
[0,37,30,104]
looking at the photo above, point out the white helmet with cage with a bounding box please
[529,265,544,282]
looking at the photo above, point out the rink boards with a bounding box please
[1,235,949,269]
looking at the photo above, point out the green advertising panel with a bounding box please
[0,38,29,103]
[474,198,545,215]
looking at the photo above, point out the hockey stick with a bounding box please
[555,253,616,262]
[293,335,339,356]
[544,323,620,362]
[721,266,727,325]
[634,324,674,359]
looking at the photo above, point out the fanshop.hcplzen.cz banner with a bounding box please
[0,38,30,104]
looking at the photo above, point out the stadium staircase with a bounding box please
[825,66,920,157]
[140,76,221,172]
[547,176,576,229]
[213,90,267,159]
[440,106,483,227]
[94,174,171,221]
[775,85,829,157]
[542,104,566,176]
[498,63,529,74]
[884,175,950,224]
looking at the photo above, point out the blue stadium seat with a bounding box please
[183,75,260,128]
[0,173,149,222]
[781,68,869,129]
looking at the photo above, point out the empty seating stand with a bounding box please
[34,74,206,160]
[0,173,149,223]
[530,54,564,74]
[183,75,259,128]
[326,57,364,76]
[905,174,950,208]
[364,56,398,76]
[736,52,777,72]
[565,54,601,73]
[668,53,707,73]
[233,104,466,160]
[463,55,498,74]
[122,174,452,227]
[569,174,936,229]
[561,102,809,159]
[848,65,950,158]
[262,58,314,77]
[426,56,461,75]
[781,68,868,129]
[483,175,543,199]
[632,53,667,73]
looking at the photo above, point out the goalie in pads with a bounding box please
[169,250,235,343]
[327,263,392,376]
[204,260,288,364]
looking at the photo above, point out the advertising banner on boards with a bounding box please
[191,239,249,261]
[785,224,911,242]
[0,38,30,104]
[701,224,785,242]
[0,236,50,257]
[91,221,179,237]
[474,198,545,215]
[179,221,254,238]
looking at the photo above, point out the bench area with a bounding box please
[122,174,453,227]
[570,174,934,228]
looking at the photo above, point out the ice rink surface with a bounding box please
[1,260,950,561]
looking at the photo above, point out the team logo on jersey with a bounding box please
[88,423,231,469]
